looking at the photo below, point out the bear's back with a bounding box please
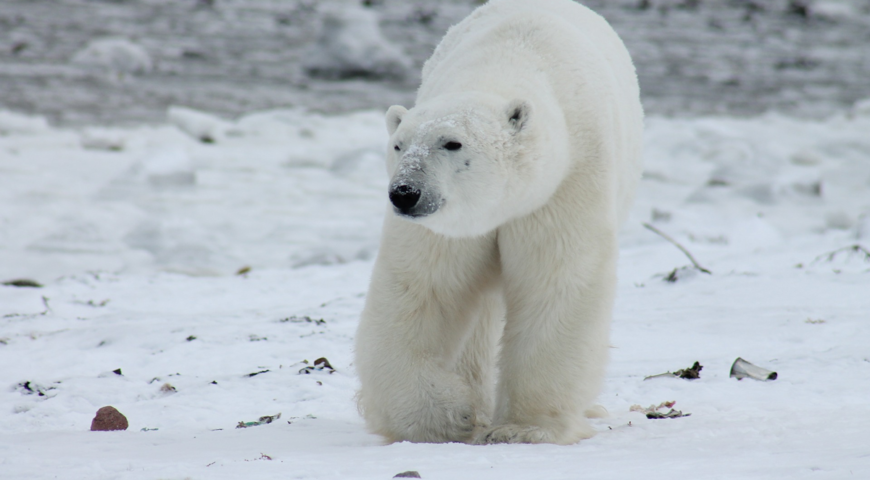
[423,0,633,92]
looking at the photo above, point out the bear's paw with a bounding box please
[473,424,555,445]
[389,400,485,443]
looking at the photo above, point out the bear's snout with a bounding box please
[388,181,442,219]
[389,184,422,214]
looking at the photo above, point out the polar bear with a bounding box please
[355,0,643,445]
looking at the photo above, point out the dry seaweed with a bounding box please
[644,361,703,380]
[298,357,335,374]
[236,413,282,429]
[630,401,691,419]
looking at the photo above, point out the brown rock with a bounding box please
[90,406,129,431]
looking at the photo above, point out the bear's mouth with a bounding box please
[394,210,427,219]
[392,197,444,219]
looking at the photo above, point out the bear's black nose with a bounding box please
[389,184,421,213]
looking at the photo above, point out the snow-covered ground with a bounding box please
[1,103,870,479]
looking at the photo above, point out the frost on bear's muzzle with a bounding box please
[388,179,442,218]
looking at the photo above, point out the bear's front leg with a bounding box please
[355,219,500,443]
[477,211,618,445]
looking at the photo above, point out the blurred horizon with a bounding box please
[1,0,869,126]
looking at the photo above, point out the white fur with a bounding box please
[355,0,643,445]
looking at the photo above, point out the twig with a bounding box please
[812,244,870,264]
[2,296,52,319]
[642,223,712,274]
[41,296,52,314]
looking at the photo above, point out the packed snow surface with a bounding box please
[1,105,869,479]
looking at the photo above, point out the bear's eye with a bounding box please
[443,141,462,151]
[394,145,400,152]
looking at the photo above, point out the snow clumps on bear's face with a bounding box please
[384,93,550,238]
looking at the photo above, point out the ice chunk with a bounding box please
[825,211,853,230]
[857,214,870,240]
[0,110,50,135]
[302,4,411,80]
[790,150,823,166]
[71,37,152,74]
[813,1,860,19]
[79,128,127,151]
[142,148,196,187]
[167,106,231,144]
[851,98,870,119]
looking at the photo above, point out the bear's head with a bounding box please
[384,92,569,238]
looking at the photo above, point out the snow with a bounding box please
[1,105,870,479]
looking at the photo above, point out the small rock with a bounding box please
[786,0,810,19]
[394,472,421,479]
[650,208,671,222]
[90,406,129,431]
[11,41,27,55]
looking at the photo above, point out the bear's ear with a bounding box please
[385,105,408,136]
[506,99,531,133]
